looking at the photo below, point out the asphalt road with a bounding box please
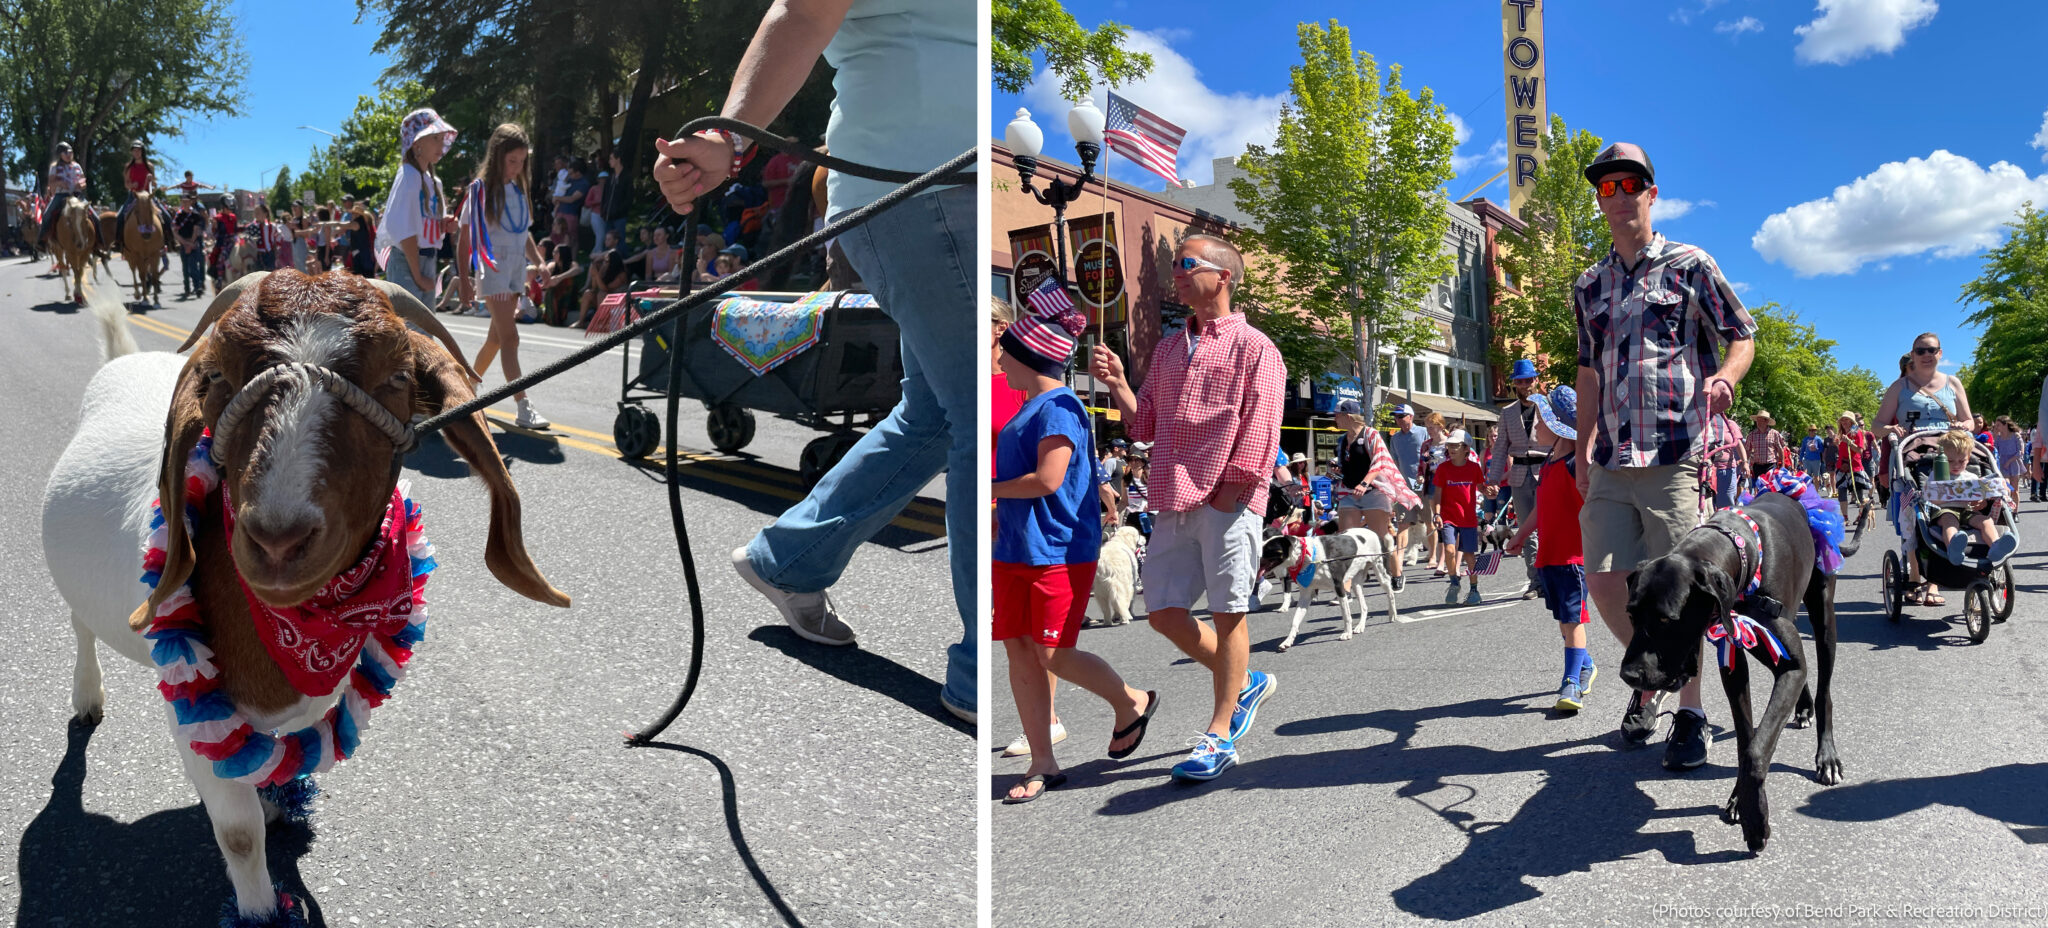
[0,258,971,927]
[992,487,2048,925]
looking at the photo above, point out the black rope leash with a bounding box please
[394,115,970,746]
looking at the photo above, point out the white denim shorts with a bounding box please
[1142,503,1262,615]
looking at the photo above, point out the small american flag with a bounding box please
[1106,91,1185,185]
[1025,274,1075,317]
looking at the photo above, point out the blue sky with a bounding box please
[155,0,390,198]
[994,0,2048,395]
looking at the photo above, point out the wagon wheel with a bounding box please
[798,436,848,489]
[613,404,660,459]
[1992,561,2015,624]
[705,404,756,453]
[1880,550,1903,622]
[1962,580,1992,644]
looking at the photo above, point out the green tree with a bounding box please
[993,0,1154,100]
[1493,115,1610,384]
[325,80,432,206]
[1961,204,2048,423]
[1231,20,1456,415]
[267,165,293,211]
[0,0,246,200]
[1729,301,1880,430]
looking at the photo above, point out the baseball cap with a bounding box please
[1335,399,1364,417]
[1583,142,1655,185]
[1110,438,1128,448]
[1445,429,1470,446]
[1391,404,1414,417]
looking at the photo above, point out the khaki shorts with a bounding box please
[1580,461,1703,574]
[1143,504,1262,615]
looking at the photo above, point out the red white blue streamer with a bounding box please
[141,432,434,786]
[467,180,498,275]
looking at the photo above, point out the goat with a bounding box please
[41,269,569,924]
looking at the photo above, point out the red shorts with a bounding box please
[992,561,1095,648]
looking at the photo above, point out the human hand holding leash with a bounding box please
[651,134,731,215]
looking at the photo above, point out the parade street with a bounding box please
[0,258,970,928]
[992,519,2048,926]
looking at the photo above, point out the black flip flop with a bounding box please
[1107,690,1160,760]
[1002,772,1067,804]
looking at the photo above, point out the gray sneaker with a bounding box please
[731,546,855,645]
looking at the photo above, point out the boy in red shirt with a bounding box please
[1504,385,1595,711]
[1435,437,1490,605]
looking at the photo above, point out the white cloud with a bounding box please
[1670,0,1727,26]
[1751,150,2048,276]
[1657,197,1715,221]
[1022,30,1284,186]
[2032,109,2048,163]
[1454,139,1508,175]
[1715,16,1765,35]
[1729,281,1755,296]
[1794,0,1938,65]
[1448,112,1471,147]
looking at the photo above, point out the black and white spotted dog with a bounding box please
[1258,529,1401,651]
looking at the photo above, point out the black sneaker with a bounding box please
[1620,689,1668,744]
[1663,709,1709,771]
[1391,574,1406,592]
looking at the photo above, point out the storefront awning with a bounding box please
[1402,393,1501,425]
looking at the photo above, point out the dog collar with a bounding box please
[1698,508,1764,600]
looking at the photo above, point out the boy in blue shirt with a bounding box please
[994,288,1157,804]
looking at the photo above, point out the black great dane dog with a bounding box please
[1619,491,1843,853]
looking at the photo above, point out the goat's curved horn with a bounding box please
[177,271,270,353]
[368,278,479,381]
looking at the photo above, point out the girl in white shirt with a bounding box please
[457,123,550,430]
[376,107,457,303]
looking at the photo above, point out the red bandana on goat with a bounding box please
[222,483,417,697]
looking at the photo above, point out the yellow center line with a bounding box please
[114,312,946,538]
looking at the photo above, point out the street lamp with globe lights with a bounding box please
[1005,99,1106,280]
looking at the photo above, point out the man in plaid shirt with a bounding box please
[1571,142,1756,773]
[1744,410,1787,479]
[1092,233,1284,783]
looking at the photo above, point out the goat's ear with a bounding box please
[411,332,571,608]
[129,352,212,631]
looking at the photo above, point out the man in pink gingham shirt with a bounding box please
[1091,233,1284,782]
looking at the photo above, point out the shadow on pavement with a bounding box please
[15,720,327,928]
[27,300,77,314]
[747,626,971,736]
[1798,762,2048,841]
[1094,693,1748,919]
[625,741,809,928]
[621,455,947,548]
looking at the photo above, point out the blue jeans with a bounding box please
[744,185,975,713]
[383,250,438,304]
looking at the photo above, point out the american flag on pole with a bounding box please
[1105,91,1185,185]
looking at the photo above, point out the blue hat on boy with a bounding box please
[1509,359,1540,381]
[1536,385,1578,441]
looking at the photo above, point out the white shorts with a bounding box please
[477,256,528,298]
[1142,504,1261,615]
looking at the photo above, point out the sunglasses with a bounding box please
[1595,176,1651,198]
[1175,255,1227,275]
[1913,345,1941,355]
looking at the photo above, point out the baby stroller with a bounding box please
[1879,424,2019,642]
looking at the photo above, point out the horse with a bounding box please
[119,188,166,307]
[51,199,99,305]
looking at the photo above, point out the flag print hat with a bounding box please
[1001,275,1089,379]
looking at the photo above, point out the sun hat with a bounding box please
[1508,359,1540,381]
[398,107,457,155]
[1289,452,1308,465]
[1583,142,1655,185]
[1536,385,1578,441]
[1752,409,1773,422]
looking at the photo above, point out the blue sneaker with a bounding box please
[1579,663,1597,698]
[1464,585,1482,605]
[1444,581,1461,605]
[1555,679,1584,712]
[1227,670,1277,741]
[1171,733,1238,781]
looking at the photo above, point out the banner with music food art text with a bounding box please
[1067,212,1128,333]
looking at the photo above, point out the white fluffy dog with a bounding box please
[1092,524,1143,626]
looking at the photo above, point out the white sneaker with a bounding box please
[1001,721,1068,757]
[514,399,550,430]
[731,546,855,645]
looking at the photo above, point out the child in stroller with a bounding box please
[1926,428,2018,566]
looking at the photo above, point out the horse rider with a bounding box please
[40,141,86,247]
[115,139,174,238]
[1487,358,1553,600]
